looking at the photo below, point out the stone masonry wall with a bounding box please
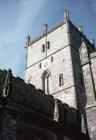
[25,21,78,109]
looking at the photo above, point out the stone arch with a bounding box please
[42,69,51,94]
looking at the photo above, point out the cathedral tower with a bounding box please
[25,10,95,112]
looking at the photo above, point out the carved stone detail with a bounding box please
[79,38,89,64]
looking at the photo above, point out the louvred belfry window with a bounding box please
[47,41,50,49]
[42,44,45,52]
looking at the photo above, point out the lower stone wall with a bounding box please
[0,69,87,140]
[85,104,96,140]
[0,112,17,140]
[0,112,77,140]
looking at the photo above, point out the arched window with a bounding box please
[42,69,51,94]
[59,73,64,86]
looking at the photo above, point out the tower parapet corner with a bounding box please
[25,34,31,47]
[43,23,48,35]
[64,9,70,22]
[78,26,84,33]
[8,68,12,75]
[2,69,12,98]
[89,36,95,45]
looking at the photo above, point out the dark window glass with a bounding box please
[47,41,50,49]
[42,44,45,52]
[59,74,64,86]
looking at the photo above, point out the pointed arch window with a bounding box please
[42,69,51,94]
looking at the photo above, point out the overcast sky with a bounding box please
[0,0,96,78]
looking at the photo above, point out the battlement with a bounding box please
[27,10,95,52]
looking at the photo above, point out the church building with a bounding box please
[0,9,96,140]
[25,10,96,139]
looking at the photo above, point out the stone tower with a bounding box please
[25,10,95,111]
[25,10,96,139]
